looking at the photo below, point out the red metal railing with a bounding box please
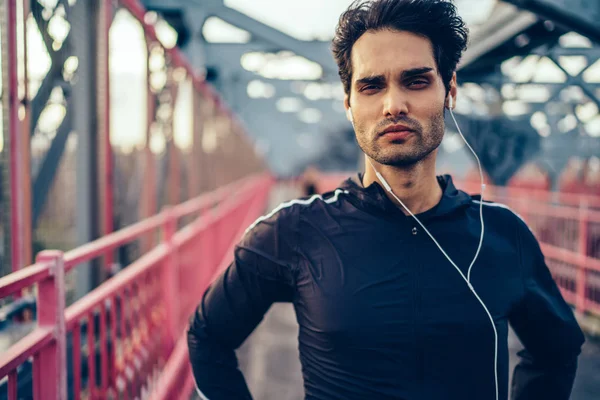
[496,194,600,317]
[0,174,273,400]
[315,173,600,318]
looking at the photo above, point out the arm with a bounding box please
[187,210,298,400]
[509,220,585,400]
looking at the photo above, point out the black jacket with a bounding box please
[188,174,585,400]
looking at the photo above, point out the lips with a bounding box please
[379,125,415,140]
[380,124,415,136]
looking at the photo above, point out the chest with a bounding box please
[293,218,523,348]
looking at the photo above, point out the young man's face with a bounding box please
[344,29,455,167]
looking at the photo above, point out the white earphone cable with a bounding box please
[448,103,486,282]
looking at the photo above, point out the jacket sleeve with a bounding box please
[187,208,298,400]
[509,219,585,400]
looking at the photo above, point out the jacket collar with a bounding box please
[339,173,473,221]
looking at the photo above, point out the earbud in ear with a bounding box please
[448,96,454,110]
[347,107,354,126]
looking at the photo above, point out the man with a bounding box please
[187,1,585,399]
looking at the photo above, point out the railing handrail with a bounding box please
[497,197,600,222]
[63,177,262,330]
[0,327,54,377]
[541,243,600,274]
[0,262,51,298]
[0,174,263,300]
[171,174,261,220]
[64,213,167,272]
[65,175,260,271]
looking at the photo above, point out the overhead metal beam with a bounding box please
[545,50,600,111]
[30,55,69,131]
[505,0,600,43]
[203,42,330,60]
[459,3,538,70]
[540,47,600,56]
[210,6,336,75]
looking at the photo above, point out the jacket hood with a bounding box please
[338,173,474,221]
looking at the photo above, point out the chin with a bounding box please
[372,154,420,167]
[385,158,422,167]
[374,156,420,167]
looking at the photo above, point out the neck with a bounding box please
[362,152,443,215]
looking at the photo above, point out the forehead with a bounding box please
[351,29,437,81]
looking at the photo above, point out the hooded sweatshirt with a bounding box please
[187,174,584,400]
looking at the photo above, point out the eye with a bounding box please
[407,79,429,89]
[360,85,381,93]
[362,85,379,91]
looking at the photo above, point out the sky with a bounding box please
[224,0,498,41]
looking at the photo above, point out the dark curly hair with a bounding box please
[332,0,469,98]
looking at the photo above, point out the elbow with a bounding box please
[187,307,211,360]
[187,306,239,367]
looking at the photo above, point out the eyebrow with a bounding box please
[401,67,434,79]
[355,67,435,87]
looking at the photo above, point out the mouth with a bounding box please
[379,125,415,140]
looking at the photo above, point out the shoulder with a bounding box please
[234,190,349,277]
[471,198,526,224]
[470,198,538,250]
[244,189,349,237]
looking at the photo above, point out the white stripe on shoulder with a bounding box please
[244,189,349,235]
[472,199,527,224]
[196,386,210,400]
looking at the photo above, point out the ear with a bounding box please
[344,95,352,122]
[447,72,458,109]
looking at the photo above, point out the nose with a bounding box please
[382,85,409,118]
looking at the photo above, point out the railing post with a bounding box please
[161,207,179,357]
[576,201,588,315]
[35,250,67,400]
